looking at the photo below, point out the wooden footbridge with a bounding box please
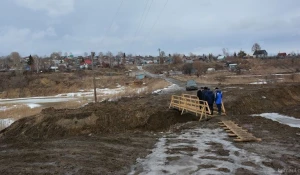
[169,94,261,142]
[169,94,226,121]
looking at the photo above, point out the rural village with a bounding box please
[1,0,300,175]
[0,46,300,174]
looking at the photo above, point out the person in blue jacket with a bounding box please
[215,87,223,115]
[204,87,215,115]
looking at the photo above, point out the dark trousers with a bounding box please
[216,104,222,115]
[208,104,213,115]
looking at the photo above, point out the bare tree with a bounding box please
[98,52,104,58]
[238,50,247,58]
[252,43,261,52]
[106,51,114,68]
[173,53,183,64]
[182,63,193,75]
[193,61,209,75]
[50,52,60,60]
[58,51,62,57]
[189,52,196,57]
[222,48,229,57]
[27,55,34,71]
[84,52,88,57]
[160,51,166,57]
[33,55,40,73]
[10,52,22,74]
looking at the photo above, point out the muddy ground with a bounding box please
[0,83,300,174]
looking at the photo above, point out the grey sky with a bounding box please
[0,0,300,56]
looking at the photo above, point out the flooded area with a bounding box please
[130,128,278,175]
[252,113,300,128]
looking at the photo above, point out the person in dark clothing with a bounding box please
[204,88,215,115]
[197,87,204,109]
[202,87,208,100]
[197,87,204,100]
[215,87,223,115]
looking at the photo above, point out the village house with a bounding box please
[253,50,268,58]
[277,52,287,58]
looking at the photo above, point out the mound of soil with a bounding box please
[224,84,300,116]
[0,95,198,142]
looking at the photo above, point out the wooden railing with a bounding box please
[182,94,226,115]
[169,94,226,121]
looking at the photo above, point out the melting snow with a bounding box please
[252,113,300,128]
[130,128,277,175]
[0,106,8,111]
[250,81,267,84]
[152,84,182,94]
[27,103,42,109]
[0,118,15,130]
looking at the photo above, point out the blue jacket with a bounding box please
[215,90,222,104]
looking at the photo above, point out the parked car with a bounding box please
[186,80,198,91]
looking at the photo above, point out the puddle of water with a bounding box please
[252,113,300,128]
[0,118,15,130]
[130,128,278,175]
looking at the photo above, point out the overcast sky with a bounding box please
[0,0,300,56]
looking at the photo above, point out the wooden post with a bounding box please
[91,52,97,103]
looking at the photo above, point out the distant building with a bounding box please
[217,55,225,60]
[277,52,287,57]
[229,63,238,70]
[253,50,268,58]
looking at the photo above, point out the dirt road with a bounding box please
[0,83,300,174]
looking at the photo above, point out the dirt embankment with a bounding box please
[1,83,300,174]
[0,94,197,142]
[224,84,300,117]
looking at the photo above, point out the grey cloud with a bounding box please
[0,0,299,56]
[14,0,75,17]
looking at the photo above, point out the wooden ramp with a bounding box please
[219,120,261,142]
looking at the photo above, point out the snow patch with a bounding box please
[252,113,300,128]
[152,84,182,94]
[27,103,42,109]
[0,106,8,111]
[250,81,267,84]
[0,118,15,130]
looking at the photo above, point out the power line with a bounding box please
[99,0,124,47]
[139,0,153,36]
[128,0,152,51]
[143,0,169,45]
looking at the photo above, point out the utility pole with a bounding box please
[91,52,97,103]
[158,48,161,64]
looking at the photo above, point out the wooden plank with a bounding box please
[221,120,261,142]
